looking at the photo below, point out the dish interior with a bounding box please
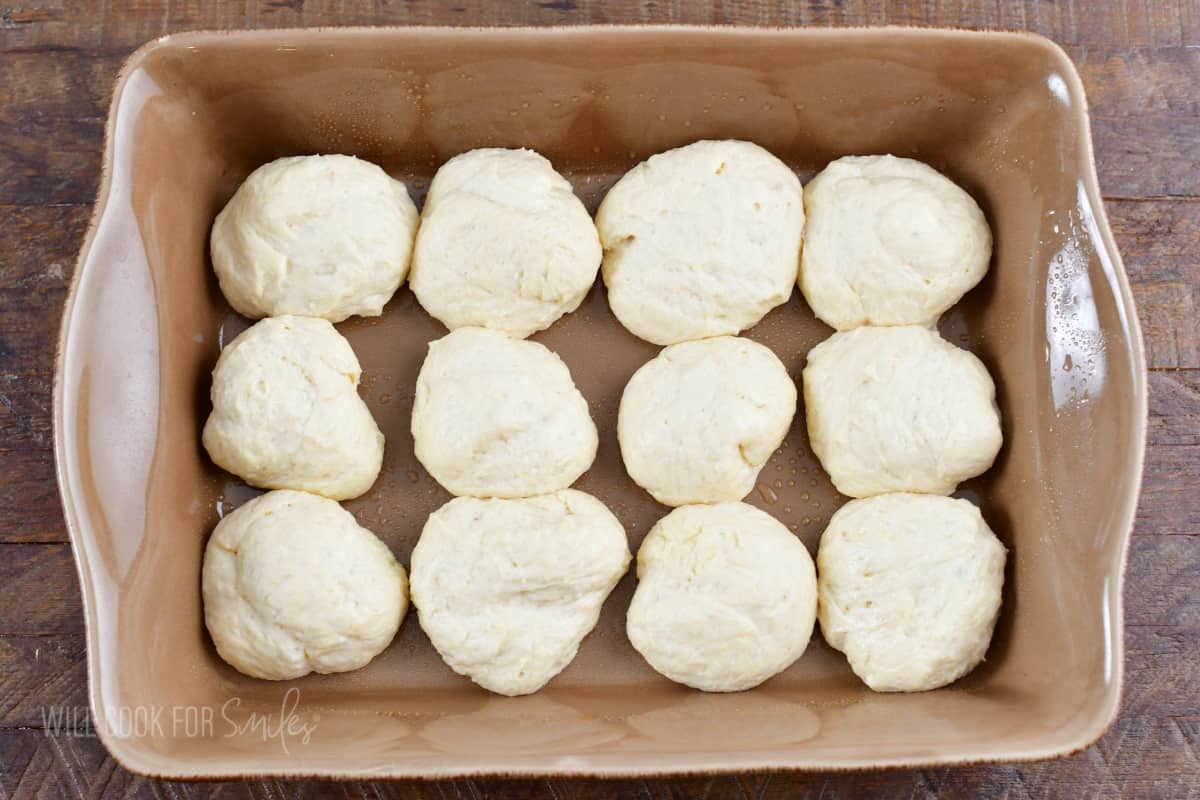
[57,27,1143,776]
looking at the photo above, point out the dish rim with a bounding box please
[52,23,1148,779]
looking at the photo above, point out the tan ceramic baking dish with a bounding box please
[54,26,1146,778]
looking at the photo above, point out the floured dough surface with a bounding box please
[817,493,1006,692]
[410,148,602,338]
[203,490,408,680]
[210,154,418,322]
[597,140,804,345]
[627,503,817,692]
[202,315,384,500]
[799,154,992,330]
[411,326,598,497]
[618,336,796,506]
[410,490,631,695]
[803,325,1002,498]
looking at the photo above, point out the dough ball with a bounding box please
[803,326,1002,498]
[817,493,1006,692]
[410,148,601,338]
[211,154,419,322]
[799,154,992,330]
[411,326,597,497]
[203,490,408,680]
[618,336,796,506]
[597,140,804,345]
[627,503,817,692]
[203,315,384,500]
[410,490,631,695]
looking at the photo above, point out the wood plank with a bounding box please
[0,545,82,636]
[0,295,65,386]
[1134,283,1200,371]
[1075,45,1200,200]
[1109,197,1200,284]
[0,730,118,799]
[0,450,66,544]
[0,371,54,453]
[1138,372,1200,542]
[1074,46,1200,117]
[0,205,90,291]
[0,50,115,206]
[1091,114,1200,200]
[0,635,87,729]
[1110,198,1200,370]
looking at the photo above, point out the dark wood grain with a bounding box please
[0,545,82,635]
[1114,200,1200,369]
[0,450,65,544]
[1,0,1198,797]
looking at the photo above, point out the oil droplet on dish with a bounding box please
[757,484,779,504]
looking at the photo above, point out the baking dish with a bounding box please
[54,25,1146,778]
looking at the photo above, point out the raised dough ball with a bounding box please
[203,490,408,680]
[803,326,1002,498]
[410,490,631,695]
[411,326,597,498]
[410,148,601,338]
[627,503,817,692]
[817,493,1006,692]
[202,316,384,500]
[211,154,419,322]
[597,140,804,345]
[618,336,796,506]
[799,155,992,330]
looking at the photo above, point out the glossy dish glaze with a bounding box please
[54,26,1146,778]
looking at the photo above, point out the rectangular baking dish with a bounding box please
[55,26,1146,778]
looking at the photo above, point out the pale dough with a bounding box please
[411,326,598,498]
[210,154,419,322]
[626,503,817,692]
[410,148,602,338]
[597,140,804,345]
[817,493,1006,692]
[202,315,384,500]
[618,336,796,506]
[803,325,1002,498]
[409,490,631,696]
[202,490,408,681]
[799,154,992,330]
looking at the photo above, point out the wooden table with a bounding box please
[2,1,1197,796]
